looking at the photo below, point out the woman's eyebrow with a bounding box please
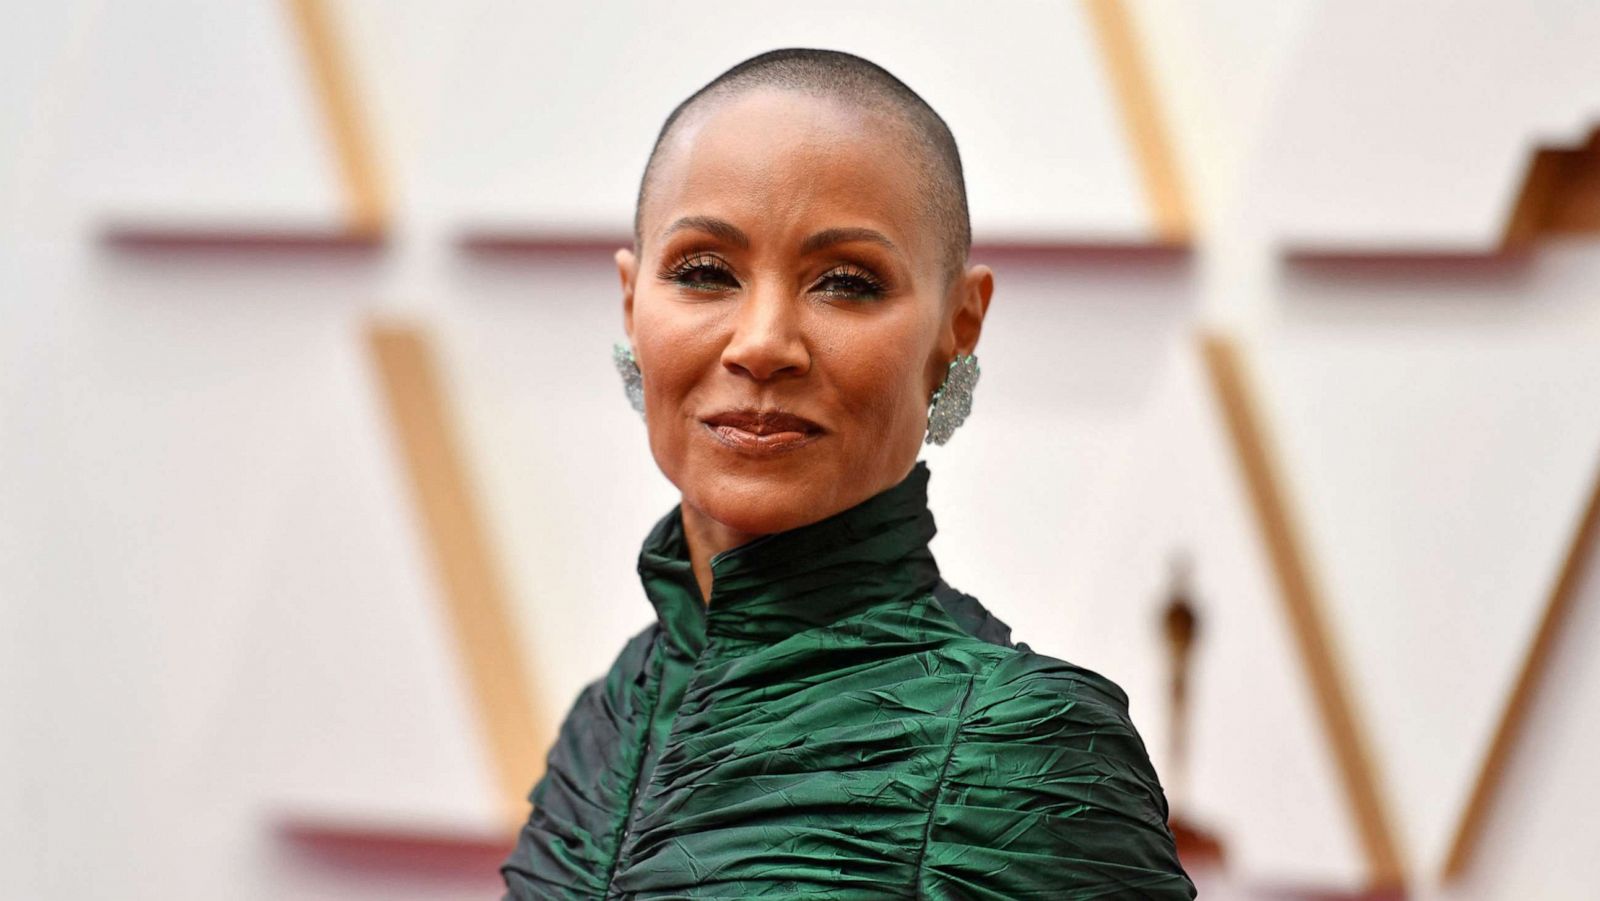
[800,227,899,256]
[662,217,900,258]
[663,215,749,248]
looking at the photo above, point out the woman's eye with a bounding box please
[814,269,887,300]
[668,257,739,291]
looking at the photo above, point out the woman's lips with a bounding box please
[701,410,824,455]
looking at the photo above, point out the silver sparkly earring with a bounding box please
[612,341,645,416]
[925,353,979,445]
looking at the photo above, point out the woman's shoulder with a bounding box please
[931,581,1162,804]
[929,579,1134,714]
[974,640,1136,719]
[926,587,1194,897]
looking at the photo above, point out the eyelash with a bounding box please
[658,252,888,300]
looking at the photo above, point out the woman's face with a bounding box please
[617,88,991,538]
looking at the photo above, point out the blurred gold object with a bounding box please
[1160,551,1226,869]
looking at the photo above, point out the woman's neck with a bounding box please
[679,502,763,605]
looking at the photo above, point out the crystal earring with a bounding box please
[612,341,645,416]
[925,353,979,445]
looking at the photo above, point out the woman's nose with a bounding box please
[720,282,810,381]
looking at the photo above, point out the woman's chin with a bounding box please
[681,467,844,538]
[660,435,915,538]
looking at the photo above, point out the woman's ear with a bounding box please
[616,246,639,342]
[950,262,994,356]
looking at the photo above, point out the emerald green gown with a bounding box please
[501,461,1195,898]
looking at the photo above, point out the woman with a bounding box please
[501,48,1195,899]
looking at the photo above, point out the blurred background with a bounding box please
[5,1,1600,898]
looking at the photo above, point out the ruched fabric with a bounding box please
[501,462,1195,899]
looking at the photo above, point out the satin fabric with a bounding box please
[501,462,1195,898]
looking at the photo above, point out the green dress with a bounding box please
[501,461,1195,899]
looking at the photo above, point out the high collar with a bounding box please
[636,461,941,657]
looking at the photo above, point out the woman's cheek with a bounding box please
[841,357,920,445]
[637,307,710,391]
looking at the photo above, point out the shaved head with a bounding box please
[633,47,972,285]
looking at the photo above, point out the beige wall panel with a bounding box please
[64,0,363,235]
[1259,1,1600,253]
[1255,323,1600,880]
[1098,335,1372,890]
[436,0,1171,245]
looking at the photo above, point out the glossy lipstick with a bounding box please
[701,409,824,455]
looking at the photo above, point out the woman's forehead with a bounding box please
[643,89,934,254]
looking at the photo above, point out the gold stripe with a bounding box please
[1500,147,1562,249]
[1442,456,1600,879]
[1199,333,1407,889]
[285,0,387,238]
[1083,0,1191,244]
[367,320,546,831]
[1501,127,1600,249]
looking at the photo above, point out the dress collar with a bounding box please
[636,461,941,656]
